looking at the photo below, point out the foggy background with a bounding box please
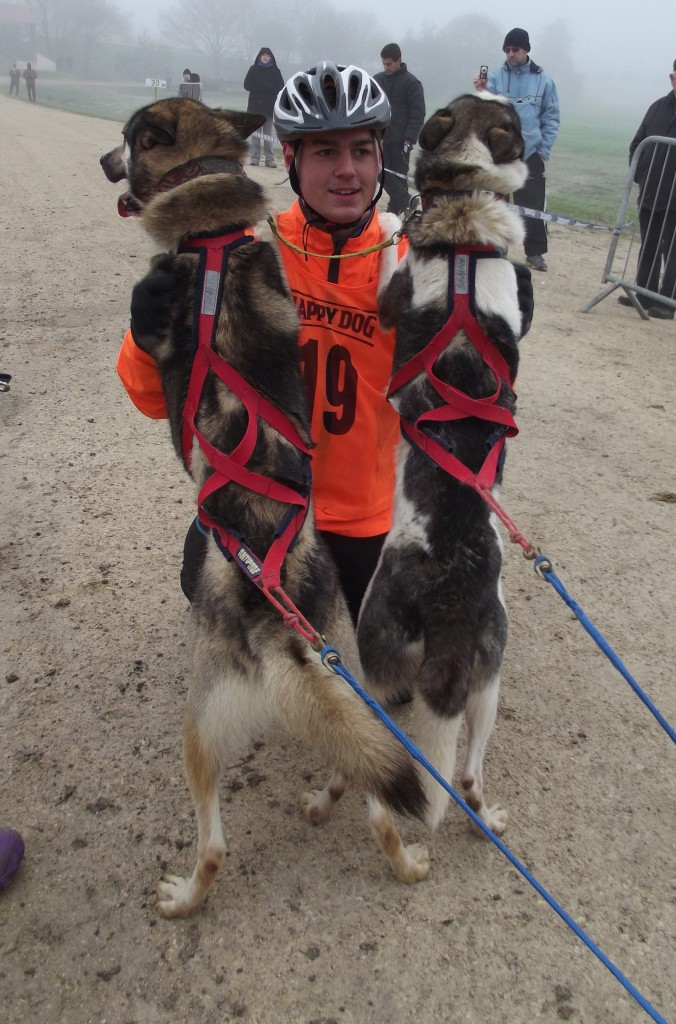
[2,0,673,119]
[116,0,673,115]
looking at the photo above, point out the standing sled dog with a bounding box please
[100,98,429,918]
[358,93,528,836]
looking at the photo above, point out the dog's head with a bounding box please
[100,99,266,217]
[414,93,527,197]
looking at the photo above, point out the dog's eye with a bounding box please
[140,132,158,151]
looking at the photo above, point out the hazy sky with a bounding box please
[116,0,675,111]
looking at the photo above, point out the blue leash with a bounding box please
[320,646,670,1024]
[533,555,676,745]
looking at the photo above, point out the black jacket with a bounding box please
[374,63,425,147]
[630,91,676,210]
[243,49,284,119]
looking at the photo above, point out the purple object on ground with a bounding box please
[0,828,25,886]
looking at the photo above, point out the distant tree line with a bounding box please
[2,0,581,107]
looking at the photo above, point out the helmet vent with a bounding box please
[348,73,361,105]
[322,73,338,110]
[298,80,313,107]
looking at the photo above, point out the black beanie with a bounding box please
[503,28,530,52]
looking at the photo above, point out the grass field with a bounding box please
[30,78,638,229]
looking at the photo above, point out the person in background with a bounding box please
[23,62,37,103]
[621,60,676,320]
[373,43,425,216]
[178,68,202,102]
[474,28,559,273]
[9,63,21,97]
[243,47,284,168]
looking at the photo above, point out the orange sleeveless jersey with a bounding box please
[116,204,407,537]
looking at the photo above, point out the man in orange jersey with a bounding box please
[118,63,533,620]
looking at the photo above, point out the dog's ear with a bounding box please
[213,110,267,141]
[486,122,525,165]
[418,108,455,152]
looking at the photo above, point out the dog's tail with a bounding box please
[266,646,427,820]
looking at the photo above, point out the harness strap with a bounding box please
[387,246,518,492]
[178,230,312,590]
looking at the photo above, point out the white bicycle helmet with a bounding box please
[274,62,391,141]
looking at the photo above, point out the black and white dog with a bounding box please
[358,93,528,835]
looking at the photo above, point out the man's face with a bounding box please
[504,46,529,67]
[283,128,380,223]
[260,53,271,64]
[183,72,191,81]
[381,57,401,75]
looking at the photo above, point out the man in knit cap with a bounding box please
[474,28,560,272]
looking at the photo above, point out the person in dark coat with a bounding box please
[623,60,676,319]
[373,43,425,215]
[243,47,284,168]
[22,62,37,103]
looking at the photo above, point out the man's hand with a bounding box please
[473,75,487,92]
[402,141,413,159]
[130,265,176,343]
[513,262,534,337]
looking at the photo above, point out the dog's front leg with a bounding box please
[461,678,508,837]
[301,768,346,823]
[156,709,226,918]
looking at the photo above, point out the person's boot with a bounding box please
[526,254,547,272]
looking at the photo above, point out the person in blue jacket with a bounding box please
[474,28,560,272]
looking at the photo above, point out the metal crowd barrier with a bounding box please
[581,135,676,316]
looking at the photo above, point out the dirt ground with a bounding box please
[1,96,674,1024]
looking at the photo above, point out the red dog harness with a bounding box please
[179,230,314,609]
[387,246,518,492]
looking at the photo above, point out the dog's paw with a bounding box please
[156,874,197,919]
[300,788,334,823]
[393,842,430,884]
[469,804,509,838]
[485,805,508,837]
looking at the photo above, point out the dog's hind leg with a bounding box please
[461,678,508,836]
[368,796,430,883]
[260,642,429,882]
[156,708,226,918]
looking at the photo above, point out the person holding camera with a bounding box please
[474,28,560,272]
[374,43,425,216]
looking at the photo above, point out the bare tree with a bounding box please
[163,0,241,80]
[77,0,130,75]
[402,14,503,110]
[24,0,129,70]
[535,20,581,106]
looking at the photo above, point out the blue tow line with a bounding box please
[320,646,671,1024]
[533,556,676,745]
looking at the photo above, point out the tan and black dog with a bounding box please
[358,93,528,837]
[101,98,428,918]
